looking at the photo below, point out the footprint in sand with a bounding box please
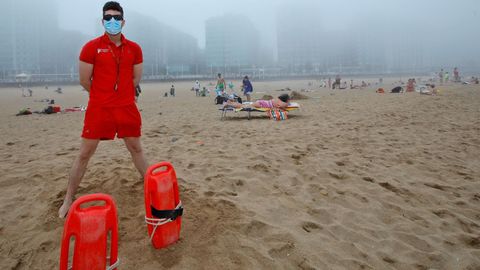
[250,163,270,173]
[268,242,295,258]
[424,183,448,191]
[301,221,322,233]
[39,240,54,252]
[235,180,244,186]
[378,182,401,194]
[329,171,347,180]
[335,161,345,166]
[204,191,215,197]
[382,256,396,264]
[461,235,480,248]
[223,191,238,197]
[243,220,268,237]
[362,176,375,183]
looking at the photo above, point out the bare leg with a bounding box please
[224,100,243,109]
[58,138,100,218]
[123,137,148,178]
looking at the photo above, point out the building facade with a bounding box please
[124,11,202,77]
[0,0,88,81]
[205,14,260,73]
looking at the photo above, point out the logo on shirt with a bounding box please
[97,48,110,54]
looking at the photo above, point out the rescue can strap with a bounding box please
[145,202,183,242]
[151,203,184,220]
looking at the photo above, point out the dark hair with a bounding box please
[103,1,123,16]
[217,73,222,77]
[244,75,249,80]
[278,94,290,103]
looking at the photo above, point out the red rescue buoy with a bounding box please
[144,162,183,249]
[59,193,119,270]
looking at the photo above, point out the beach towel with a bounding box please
[267,109,288,121]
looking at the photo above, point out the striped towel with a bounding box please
[267,109,288,121]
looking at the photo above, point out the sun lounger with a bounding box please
[220,102,300,120]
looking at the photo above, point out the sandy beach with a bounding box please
[0,79,479,269]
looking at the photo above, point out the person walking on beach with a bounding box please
[194,80,200,96]
[216,73,226,95]
[333,75,341,89]
[453,67,460,82]
[170,85,175,97]
[439,69,444,84]
[58,1,148,218]
[241,75,253,102]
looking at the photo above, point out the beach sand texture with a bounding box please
[0,80,479,269]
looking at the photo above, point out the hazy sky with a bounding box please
[58,0,479,50]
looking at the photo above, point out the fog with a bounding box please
[1,0,479,80]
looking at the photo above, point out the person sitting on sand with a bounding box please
[225,94,290,110]
[201,87,208,96]
[406,79,415,92]
[420,84,438,95]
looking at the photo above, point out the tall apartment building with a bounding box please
[124,11,202,76]
[0,0,87,79]
[276,5,325,72]
[205,14,259,71]
[0,0,46,75]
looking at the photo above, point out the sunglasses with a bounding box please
[103,14,123,21]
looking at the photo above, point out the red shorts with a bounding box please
[82,104,141,140]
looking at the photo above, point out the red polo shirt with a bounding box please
[79,33,143,107]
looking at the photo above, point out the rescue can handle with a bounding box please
[147,162,173,176]
[73,193,114,212]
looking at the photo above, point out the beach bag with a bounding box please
[215,96,227,105]
[267,109,288,121]
[391,86,403,93]
[44,106,55,114]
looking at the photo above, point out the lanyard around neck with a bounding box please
[108,44,123,91]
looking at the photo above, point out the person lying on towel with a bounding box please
[225,94,290,110]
